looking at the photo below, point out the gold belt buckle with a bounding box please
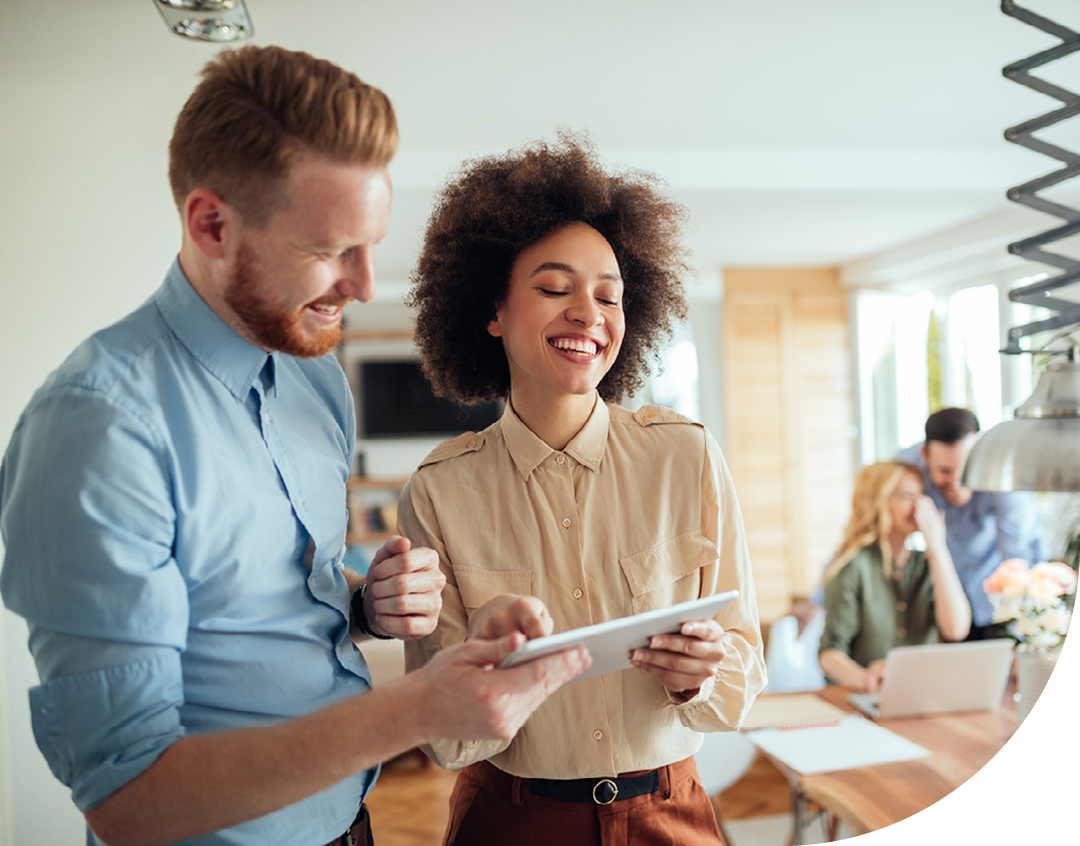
[592,778,618,805]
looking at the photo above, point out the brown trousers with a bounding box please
[442,757,724,846]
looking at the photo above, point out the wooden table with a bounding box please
[764,687,1075,838]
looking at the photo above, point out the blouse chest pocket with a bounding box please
[453,566,533,613]
[618,530,720,614]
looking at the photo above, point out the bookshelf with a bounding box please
[345,475,410,545]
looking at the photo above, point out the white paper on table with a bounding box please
[746,714,929,774]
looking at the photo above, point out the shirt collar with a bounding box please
[155,257,274,401]
[500,394,609,480]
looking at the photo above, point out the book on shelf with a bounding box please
[347,495,398,538]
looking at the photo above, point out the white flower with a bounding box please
[992,598,1025,624]
[1028,577,1066,607]
[1041,607,1072,635]
[1012,616,1042,637]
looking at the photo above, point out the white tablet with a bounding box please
[497,590,740,684]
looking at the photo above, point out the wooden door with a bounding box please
[722,268,856,622]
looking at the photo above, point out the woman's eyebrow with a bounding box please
[530,261,622,282]
[531,261,574,276]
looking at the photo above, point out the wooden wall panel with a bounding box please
[722,269,855,621]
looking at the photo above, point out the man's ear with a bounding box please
[184,189,232,259]
[487,315,502,338]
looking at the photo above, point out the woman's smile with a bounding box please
[488,222,625,407]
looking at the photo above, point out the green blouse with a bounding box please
[819,545,938,670]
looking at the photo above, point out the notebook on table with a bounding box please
[847,638,1014,719]
[745,714,929,774]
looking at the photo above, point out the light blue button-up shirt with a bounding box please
[0,260,374,845]
[896,443,1046,627]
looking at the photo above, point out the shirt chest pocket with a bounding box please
[454,566,533,613]
[619,530,719,614]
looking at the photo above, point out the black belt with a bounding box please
[529,770,661,806]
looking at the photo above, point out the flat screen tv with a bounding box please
[359,359,503,439]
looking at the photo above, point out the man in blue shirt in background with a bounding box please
[897,407,1046,641]
[0,45,587,846]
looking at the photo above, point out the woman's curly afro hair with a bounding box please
[407,134,691,405]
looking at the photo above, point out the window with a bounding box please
[627,323,701,422]
[855,282,1007,461]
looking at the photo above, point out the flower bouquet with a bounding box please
[983,559,1077,651]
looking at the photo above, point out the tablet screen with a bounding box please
[497,590,740,684]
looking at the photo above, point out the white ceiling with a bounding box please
[5,0,1080,299]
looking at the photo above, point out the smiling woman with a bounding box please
[399,135,767,846]
[484,222,626,443]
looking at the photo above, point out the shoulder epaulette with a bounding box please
[632,405,702,428]
[418,431,486,468]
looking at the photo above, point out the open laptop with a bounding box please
[847,639,1014,719]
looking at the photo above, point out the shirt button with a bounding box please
[897,601,908,612]
[593,730,603,741]
[562,518,572,528]
[898,627,908,638]
[556,454,566,465]
[467,439,477,449]
[573,589,583,599]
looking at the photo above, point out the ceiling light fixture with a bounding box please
[963,357,1080,492]
[963,1,1080,492]
[152,0,254,42]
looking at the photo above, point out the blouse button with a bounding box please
[467,439,477,449]
[897,626,908,638]
[573,589,583,599]
[897,600,908,612]
[556,454,566,465]
[562,518,572,528]
[593,730,604,741]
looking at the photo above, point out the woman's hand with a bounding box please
[915,496,972,642]
[629,619,726,700]
[864,659,887,694]
[468,595,553,641]
[914,495,948,556]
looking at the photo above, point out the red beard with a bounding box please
[224,242,344,358]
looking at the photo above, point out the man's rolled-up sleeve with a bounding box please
[30,649,185,811]
[1,386,189,810]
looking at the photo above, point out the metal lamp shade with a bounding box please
[962,361,1080,492]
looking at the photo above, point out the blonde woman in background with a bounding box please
[818,461,971,692]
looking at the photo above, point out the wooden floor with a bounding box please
[364,749,792,846]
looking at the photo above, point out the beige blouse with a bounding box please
[400,398,766,779]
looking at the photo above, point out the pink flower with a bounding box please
[1030,561,1078,597]
[983,558,1031,595]
[982,559,1076,651]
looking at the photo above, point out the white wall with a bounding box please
[0,16,196,839]
[0,612,10,846]
[0,168,179,843]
